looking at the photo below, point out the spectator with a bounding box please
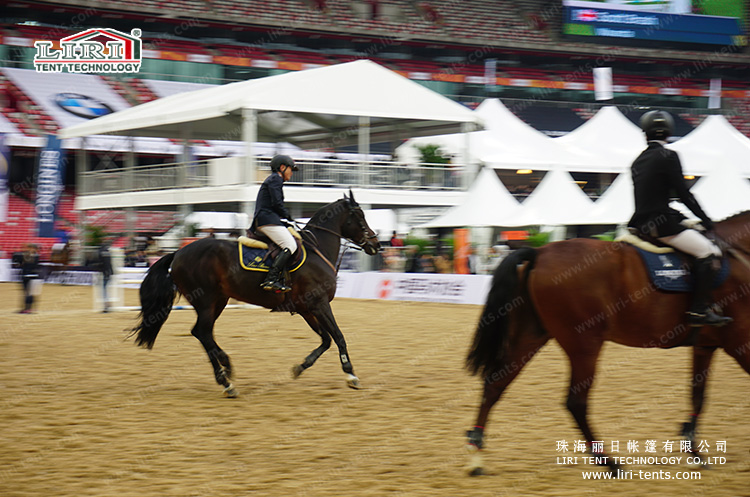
[389,231,404,247]
[97,239,114,313]
[433,250,452,274]
[16,243,40,314]
[404,245,421,273]
[418,252,435,273]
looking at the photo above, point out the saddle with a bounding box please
[237,227,306,272]
[616,229,729,292]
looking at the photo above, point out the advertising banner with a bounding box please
[36,135,65,238]
[0,134,8,223]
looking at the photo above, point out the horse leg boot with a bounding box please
[261,248,292,293]
[687,256,733,327]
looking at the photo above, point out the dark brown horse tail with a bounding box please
[129,251,177,349]
[466,247,537,377]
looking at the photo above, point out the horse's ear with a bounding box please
[349,188,357,205]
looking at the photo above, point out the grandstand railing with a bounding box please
[81,160,211,195]
[80,158,464,195]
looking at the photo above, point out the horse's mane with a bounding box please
[306,198,349,226]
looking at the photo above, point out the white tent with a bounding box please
[479,99,598,171]
[668,115,750,178]
[555,106,645,173]
[60,60,481,148]
[585,172,634,225]
[420,167,522,227]
[682,166,750,221]
[396,98,597,171]
[510,168,595,226]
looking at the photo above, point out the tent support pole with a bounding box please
[461,122,476,190]
[358,116,370,187]
[243,108,257,185]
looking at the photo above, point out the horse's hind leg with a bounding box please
[682,346,716,466]
[562,341,619,472]
[467,329,548,476]
[191,298,236,397]
[310,302,360,389]
[291,311,332,379]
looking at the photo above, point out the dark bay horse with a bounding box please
[465,211,750,475]
[130,191,380,397]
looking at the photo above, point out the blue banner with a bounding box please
[0,134,8,223]
[36,135,65,238]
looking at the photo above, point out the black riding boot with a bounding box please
[261,248,293,293]
[686,256,733,327]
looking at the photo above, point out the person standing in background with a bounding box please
[97,239,114,313]
[17,243,40,314]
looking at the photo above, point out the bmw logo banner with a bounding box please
[36,135,65,238]
[55,93,114,119]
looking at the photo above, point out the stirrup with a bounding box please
[686,310,733,328]
[261,278,291,293]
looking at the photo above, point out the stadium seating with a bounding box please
[0,189,179,260]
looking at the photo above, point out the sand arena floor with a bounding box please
[1,282,749,496]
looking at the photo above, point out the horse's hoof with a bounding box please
[291,364,305,379]
[223,384,238,398]
[346,374,361,389]
[468,467,484,477]
[466,444,484,476]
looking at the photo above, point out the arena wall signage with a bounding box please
[35,135,65,238]
[562,0,746,46]
[34,28,142,73]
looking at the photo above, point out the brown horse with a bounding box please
[130,191,380,397]
[466,211,750,475]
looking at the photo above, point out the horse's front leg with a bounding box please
[292,311,332,378]
[312,302,360,389]
[682,346,716,466]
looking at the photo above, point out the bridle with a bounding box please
[303,200,379,273]
[305,200,378,251]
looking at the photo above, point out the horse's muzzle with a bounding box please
[364,243,380,256]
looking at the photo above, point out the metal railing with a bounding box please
[285,158,464,190]
[80,157,464,195]
[81,160,211,195]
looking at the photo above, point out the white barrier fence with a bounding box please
[336,272,492,305]
[99,268,493,311]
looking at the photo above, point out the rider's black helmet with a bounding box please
[640,110,674,141]
[270,154,298,172]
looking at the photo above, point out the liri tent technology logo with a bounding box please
[34,28,142,73]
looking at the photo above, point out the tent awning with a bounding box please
[59,60,482,148]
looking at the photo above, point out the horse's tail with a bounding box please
[466,247,537,377]
[130,251,178,349]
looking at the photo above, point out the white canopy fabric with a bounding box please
[479,99,598,170]
[555,106,645,173]
[668,115,750,178]
[396,98,597,170]
[420,167,522,227]
[680,166,750,221]
[585,172,634,225]
[60,60,481,147]
[510,169,595,226]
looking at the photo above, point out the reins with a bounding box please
[302,224,364,275]
[299,197,378,275]
[714,233,750,276]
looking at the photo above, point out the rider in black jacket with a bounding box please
[251,155,299,293]
[628,110,732,327]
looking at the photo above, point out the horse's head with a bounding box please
[338,189,381,256]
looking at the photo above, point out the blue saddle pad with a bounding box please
[633,247,729,292]
[238,243,306,273]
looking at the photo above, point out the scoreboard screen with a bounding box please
[562,0,747,47]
